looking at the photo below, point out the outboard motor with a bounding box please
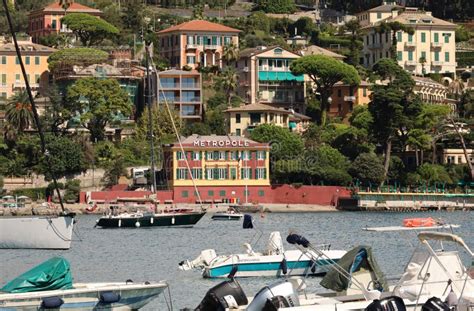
[247,279,301,311]
[421,297,450,311]
[195,279,248,311]
[365,296,406,311]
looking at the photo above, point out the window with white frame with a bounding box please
[206,168,214,179]
[191,168,202,179]
[206,151,214,160]
[256,168,266,179]
[192,152,200,160]
[176,168,187,179]
[219,151,226,160]
[257,151,266,160]
[242,168,251,179]
[218,168,227,179]
[242,151,250,160]
[177,151,185,160]
[231,151,238,160]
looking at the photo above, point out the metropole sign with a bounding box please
[193,140,250,147]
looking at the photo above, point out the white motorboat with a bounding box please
[0,214,74,249]
[191,231,473,311]
[0,257,169,310]
[179,231,346,278]
[211,207,244,221]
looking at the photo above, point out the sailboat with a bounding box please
[0,0,74,249]
[95,45,206,229]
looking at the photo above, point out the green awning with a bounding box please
[289,121,297,129]
[258,71,304,82]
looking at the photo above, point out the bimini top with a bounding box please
[1,257,73,293]
[320,246,388,292]
[418,232,473,256]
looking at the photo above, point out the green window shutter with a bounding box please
[397,51,402,61]
[408,51,413,61]
[205,168,208,179]
[264,168,267,179]
[421,51,426,59]
[200,151,203,160]
[444,35,449,43]
[421,32,426,42]
[205,152,208,160]
[434,33,439,43]
[435,52,439,61]
[397,32,402,42]
[408,34,413,42]
[445,52,449,62]
[241,168,243,179]
[214,151,218,159]
[213,168,218,179]
[225,151,229,160]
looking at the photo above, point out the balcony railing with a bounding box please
[405,60,417,66]
[258,66,290,72]
[405,41,416,48]
[13,81,39,88]
[181,82,200,89]
[159,96,180,102]
[243,67,249,72]
[181,97,201,103]
[368,42,382,49]
[344,96,356,102]
[160,82,179,89]
[431,42,442,49]
[204,44,219,50]
[186,44,199,49]
[431,60,444,66]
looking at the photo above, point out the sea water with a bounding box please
[0,211,472,310]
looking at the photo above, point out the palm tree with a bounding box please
[5,91,34,133]
[376,21,414,61]
[222,43,239,67]
[218,67,238,108]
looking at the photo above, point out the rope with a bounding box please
[146,46,204,209]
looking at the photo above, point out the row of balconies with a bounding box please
[368,41,445,50]
[160,82,201,89]
[159,96,201,103]
[405,60,445,66]
[186,44,220,50]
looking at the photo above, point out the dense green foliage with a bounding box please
[48,48,109,72]
[61,13,119,46]
[66,78,132,141]
[255,0,296,13]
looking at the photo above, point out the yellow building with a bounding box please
[329,81,372,119]
[360,6,457,75]
[356,1,404,27]
[0,36,55,99]
[163,135,270,188]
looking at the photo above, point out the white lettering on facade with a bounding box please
[190,140,251,148]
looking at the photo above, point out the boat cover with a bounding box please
[1,257,73,293]
[320,246,388,292]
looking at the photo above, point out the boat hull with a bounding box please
[211,214,243,221]
[232,204,262,213]
[0,282,167,311]
[96,212,206,228]
[0,215,74,249]
[203,250,346,278]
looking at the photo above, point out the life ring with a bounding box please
[403,217,435,227]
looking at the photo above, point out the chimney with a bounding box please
[391,10,399,18]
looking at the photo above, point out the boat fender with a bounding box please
[126,279,133,284]
[135,221,140,228]
[150,217,154,224]
[309,259,317,274]
[445,290,458,307]
[118,219,121,227]
[365,296,406,311]
[421,297,450,311]
[280,259,288,275]
[262,296,292,311]
[145,281,150,285]
[100,291,121,304]
[221,295,239,308]
[41,296,64,309]
[172,217,175,225]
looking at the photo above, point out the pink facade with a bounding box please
[80,185,350,206]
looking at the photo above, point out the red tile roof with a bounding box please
[32,1,102,14]
[157,20,241,34]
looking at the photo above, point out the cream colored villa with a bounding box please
[236,46,306,113]
[360,6,457,75]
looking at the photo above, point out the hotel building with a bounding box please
[236,46,306,113]
[156,20,240,70]
[157,69,202,121]
[163,135,270,203]
[360,5,457,75]
[28,1,102,43]
[0,36,55,99]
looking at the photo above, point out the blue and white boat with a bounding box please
[179,231,346,278]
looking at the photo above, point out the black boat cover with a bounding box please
[1,257,73,293]
[320,246,388,292]
[243,214,253,229]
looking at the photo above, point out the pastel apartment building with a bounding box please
[328,81,372,119]
[28,1,102,43]
[236,46,306,113]
[356,1,403,27]
[225,103,310,137]
[156,20,240,70]
[360,5,457,75]
[0,36,55,99]
[157,69,203,121]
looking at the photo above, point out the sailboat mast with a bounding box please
[245,154,248,204]
[2,0,66,213]
[145,45,157,194]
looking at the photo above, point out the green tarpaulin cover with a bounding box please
[1,257,73,293]
[320,246,388,292]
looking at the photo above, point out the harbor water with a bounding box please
[0,211,472,310]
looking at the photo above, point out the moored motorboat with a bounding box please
[0,213,75,249]
[95,206,206,228]
[179,231,346,278]
[231,203,262,213]
[211,207,243,221]
[0,257,168,310]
